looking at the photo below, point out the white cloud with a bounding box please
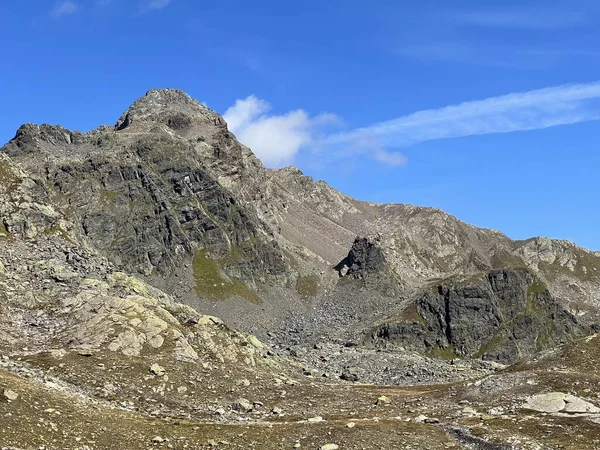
[374,149,408,167]
[52,1,78,18]
[225,82,600,169]
[223,95,338,167]
[321,82,600,152]
[140,0,172,12]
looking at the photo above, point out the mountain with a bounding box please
[2,89,600,449]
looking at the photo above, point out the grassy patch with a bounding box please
[0,161,20,192]
[193,249,259,303]
[99,189,120,204]
[490,251,526,269]
[399,302,427,326]
[427,346,458,360]
[296,275,319,297]
[473,333,505,359]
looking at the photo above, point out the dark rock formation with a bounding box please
[367,268,584,364]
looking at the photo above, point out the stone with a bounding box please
[308,416,324,423]
[524,392,600,414]
[424,417,440,424]
[151,436,165,443]
[3,389,18,401]
[149,363,166,376]
[232,398,253,412]
[461,406,479,417]
[376,395,391,406]
[238,378,251,387]
[340,367,360,382]
[320,445,339,450]
[346,422,356,428]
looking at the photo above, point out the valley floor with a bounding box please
[4,335,600,449]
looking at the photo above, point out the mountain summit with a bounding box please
[1,89,600,448]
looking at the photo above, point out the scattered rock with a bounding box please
[523,392,600,414]
[149,363,166,376]
[376,395,391,406]
[3,389,18,401]
[321,444,339,450]
[424,417,440,424]
[340,367,360,382]
[232,398,253,412]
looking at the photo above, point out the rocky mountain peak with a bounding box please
[114,88,226,135]
[7,123,84,155]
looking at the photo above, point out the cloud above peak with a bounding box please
[52,1,79,18]
[140,0,173,12]
[225,81,600,169]
[223,95,338,167]
[322,82,600,152]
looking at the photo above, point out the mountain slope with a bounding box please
[3,88,599,361]
[3,88,600,449]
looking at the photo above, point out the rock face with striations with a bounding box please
[366,268,585,364]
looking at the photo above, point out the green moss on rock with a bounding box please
[193,249,259,303]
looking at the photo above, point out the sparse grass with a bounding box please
[427,346,458,360]
[43,224,76,245]
[0,161,20,192]
[296,274,319,297]
[473,333,505,359]
[399,301,427,326]
[99,189,120,204]
[490,251,526,270]
[193,249,260,303]
[0,218,12,239]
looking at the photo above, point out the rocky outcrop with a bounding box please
[367,269,584,364]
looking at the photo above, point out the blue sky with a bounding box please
[1,1,600,249]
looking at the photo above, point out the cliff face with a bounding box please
[366,269,585,364]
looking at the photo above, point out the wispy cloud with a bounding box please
[455,8,587,30]
[321,82,600,153]
[395,42,590,70]
[223,95,338,167]
[140,0,172,12]
[393,4,598,68]
[52,0,78,18]
[225,82,600,168]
